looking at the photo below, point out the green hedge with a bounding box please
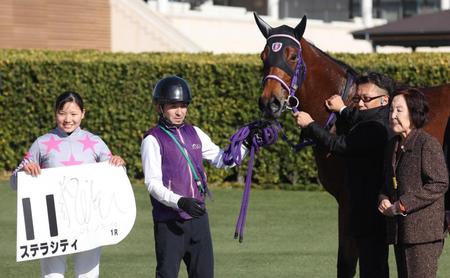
[0,50,449,189]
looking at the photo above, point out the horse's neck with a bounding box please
[304,41,347,85]
[300,41,355,124]
[300,42,351,194]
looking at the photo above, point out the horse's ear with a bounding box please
[294,15,307,39]
[254,12,272,38]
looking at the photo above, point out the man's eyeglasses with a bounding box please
[351,95,385,104]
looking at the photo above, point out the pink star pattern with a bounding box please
[42,136,63,154]
[61,154,83,166]
[78,135,98,152]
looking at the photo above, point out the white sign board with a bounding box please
[16,162,136,262]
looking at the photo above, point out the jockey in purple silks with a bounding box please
[140,76,248,278]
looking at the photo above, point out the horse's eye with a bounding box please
[290,54,298,62]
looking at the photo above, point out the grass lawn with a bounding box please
[1,180,450,277]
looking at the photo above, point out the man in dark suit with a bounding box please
[293,72,394,278]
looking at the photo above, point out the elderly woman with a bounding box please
[378,88,449,278]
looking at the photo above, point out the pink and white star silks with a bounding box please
[61,154,83,166]
[78,134,98,152]
[41,135,63,154]
[11,127,112,187]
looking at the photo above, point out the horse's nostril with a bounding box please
[270,96,281,113]
[259,96,282,117]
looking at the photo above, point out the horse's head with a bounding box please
[254,13,307,118]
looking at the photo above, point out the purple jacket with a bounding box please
[145,124,206,221]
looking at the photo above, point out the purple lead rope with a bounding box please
[223,122,279,242]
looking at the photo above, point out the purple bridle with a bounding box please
[263,34,354,150]
[263,34,306,113]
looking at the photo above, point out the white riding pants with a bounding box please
[40,247,101,278]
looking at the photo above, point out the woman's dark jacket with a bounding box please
[303,105,391,238]
[379,129,449,244]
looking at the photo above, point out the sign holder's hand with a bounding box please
[23,162,41,177]
[109,155,125,166]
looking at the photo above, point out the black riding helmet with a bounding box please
[152,76,192,105]
[153,76,192,128]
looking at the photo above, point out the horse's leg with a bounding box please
[313,149,358,277]
[337,189,358,278]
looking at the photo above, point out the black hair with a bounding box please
[54,91,84,112]
[393,88,429,128]
[356,71,395,97]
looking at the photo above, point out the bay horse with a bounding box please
[253,13,450,277]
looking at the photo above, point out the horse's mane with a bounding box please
[307,40,359,77]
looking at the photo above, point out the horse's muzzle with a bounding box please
[259,96,284,118]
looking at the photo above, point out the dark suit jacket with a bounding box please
[380,129,449,244]
[304,106,391,238]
